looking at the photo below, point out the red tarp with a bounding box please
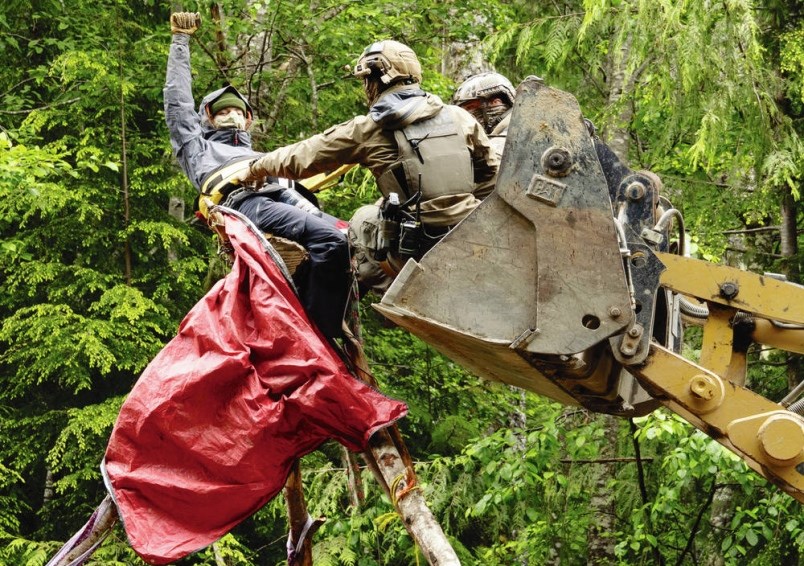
[102,209,407,565]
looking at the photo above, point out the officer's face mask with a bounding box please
[213,109,247,130]
[484,104,510,132]
[461,98,510,134]
[364,78,383,107]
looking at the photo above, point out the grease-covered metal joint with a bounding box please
[690,374,717,400]
[625,181,645,201]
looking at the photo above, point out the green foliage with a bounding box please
[359,306,521,456]
[610,411,804,565]
[47,397,124,490]
[430,414,482,455]
[781,24,804,114]
[0,0,207,555]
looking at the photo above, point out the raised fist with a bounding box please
[170,12,201,35]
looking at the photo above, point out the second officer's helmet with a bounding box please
[452,72,516,109]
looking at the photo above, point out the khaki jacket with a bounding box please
[252,83,499,226]
[474,111,511,200]
[489,111,511,159]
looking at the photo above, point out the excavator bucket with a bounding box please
[376,80,804,503]
[375,78,636,408]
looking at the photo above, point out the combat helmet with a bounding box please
[353,40,422,85]
[453,72,516,108]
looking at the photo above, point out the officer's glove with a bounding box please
[171,12,201,35]
[233,157,268,187]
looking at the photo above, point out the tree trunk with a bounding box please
[603,34,635,159]
[43,468,54,504]
[777,186,802,566]
[168,196,184,263]
[45,496,118,566]
[586,415,618,565]
[780,189,801,392]
[702,484,734,566]
[116,6,132,285]
[508,388,529,565]
[441,10,493,82]
[212,542,227,566]
[584,29,639,565]
[363,431,459,565]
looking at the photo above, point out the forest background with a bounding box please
[0,0,803,564]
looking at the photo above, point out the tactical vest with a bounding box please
[376,107,473,202]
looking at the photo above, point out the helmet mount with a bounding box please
[353,40,422,86]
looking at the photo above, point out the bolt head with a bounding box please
[625,182,645,201]
[719,282,739,300]
[541,147,572,177]
[690,375,716,400]
[759,415,804,465]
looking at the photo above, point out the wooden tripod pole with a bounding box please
[283,461,325,566]
[342,326,460,566]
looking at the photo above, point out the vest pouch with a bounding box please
[375,218,400,261]
[376,162,410,199]
[353,211,391,262]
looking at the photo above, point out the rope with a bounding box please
[390,470,422,508]
[389,471,423,564]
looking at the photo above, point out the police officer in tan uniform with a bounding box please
[452,72,517,199]
[236,40,499,294]
[455,71,657,218]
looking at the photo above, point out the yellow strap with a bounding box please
[300,164,355,192]
[198,159,253,218]
[200,158,253,195]
[199,161,354,218]
[389,470,422,564]
[390,471,421,508]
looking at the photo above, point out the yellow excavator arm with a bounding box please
[636,254,804,502]
[374,77,804,504]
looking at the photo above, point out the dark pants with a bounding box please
[232,194,351,339]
